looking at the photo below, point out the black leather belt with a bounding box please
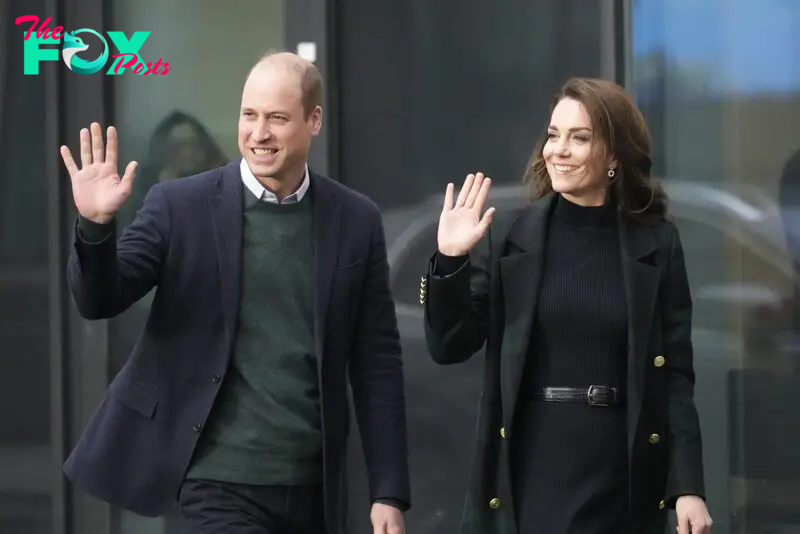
[532,385,620,406]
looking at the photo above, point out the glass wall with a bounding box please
[0,2,53,533]
[630,0,800,532]
[335,0,614,531]
[105,2,286,533]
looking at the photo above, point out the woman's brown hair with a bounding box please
[523,77,668,223]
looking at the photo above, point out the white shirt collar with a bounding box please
[239,157,310,204]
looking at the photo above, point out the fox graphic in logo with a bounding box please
[61,29,109,75]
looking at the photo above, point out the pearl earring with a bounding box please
[607,169,615,178]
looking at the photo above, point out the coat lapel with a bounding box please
[619,214,660,459]
[208,161,245,356]
[309,172,342,364]
[498,194,556,435]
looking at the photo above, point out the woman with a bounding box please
[145,110,228,183]
[421,78,713,534]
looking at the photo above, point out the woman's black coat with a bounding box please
[421,193,706,533]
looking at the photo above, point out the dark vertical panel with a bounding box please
[60,0,113,533]
[45,0,70,531]
[337,0,605,212]
[3,1,57,532]
[284,0,336,177]
[0,0,6,149]
[614,0,628,86]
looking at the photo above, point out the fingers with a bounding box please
[91,122,104,164]
[453,171,491,210]
[473,175,492,212]
[120,161,138,192]
[464,172,485,208]
[443,182,454,211]
[677,514,690,534]
[694,516,713,533]
[372,520,386,534]
[455,173,475,208]
[478,206,495,232]
[60,145,78,176]
[105,126,118,168]
[372,520,402,534]
[80,127,92,167]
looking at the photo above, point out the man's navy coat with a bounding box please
[63,160,410,533]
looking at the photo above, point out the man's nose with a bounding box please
[251,121,272,141]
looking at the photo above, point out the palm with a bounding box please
[60,122,137,224]
[437,173,495,257]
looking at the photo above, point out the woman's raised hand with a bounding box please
[437,172,495,257]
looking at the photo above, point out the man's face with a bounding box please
[237,65,321,183]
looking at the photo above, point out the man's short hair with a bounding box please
[254,50,324,118]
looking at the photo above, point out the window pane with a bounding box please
[631,1,800,531]
[0,1,52,532]
[106,2,285,533]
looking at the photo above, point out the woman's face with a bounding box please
[542,97,615,206]
[167,122,205,174]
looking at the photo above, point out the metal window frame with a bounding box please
[57,0,114,533]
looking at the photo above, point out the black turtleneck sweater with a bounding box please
[512,194,629,534]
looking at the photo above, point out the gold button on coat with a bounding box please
[659,499,665,510]
[499,427,506,439]
[654,355,665,367]
[489,497,502,509]
[649,433,661,444]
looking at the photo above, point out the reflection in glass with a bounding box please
[631,0,800,531]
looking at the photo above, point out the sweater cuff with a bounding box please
[373,497,409,512]
[77,216,115,244]
[433,251,468,277]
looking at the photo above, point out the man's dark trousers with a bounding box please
[178,480,325,533]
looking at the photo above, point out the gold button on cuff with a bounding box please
[659,499,665,510]
[654,355,665,367]
[499,427,506,439]
[489,497,502,509]
[649,433,661,444]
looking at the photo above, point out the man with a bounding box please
[59,52,410,534]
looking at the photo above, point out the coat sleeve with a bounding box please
[422,227,492,365]
[662,223,707,506]
[348,206,410,509]
[67,183,171,320]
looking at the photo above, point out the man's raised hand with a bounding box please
[60,122,137,224]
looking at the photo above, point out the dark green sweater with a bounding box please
[186,187,322,485]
